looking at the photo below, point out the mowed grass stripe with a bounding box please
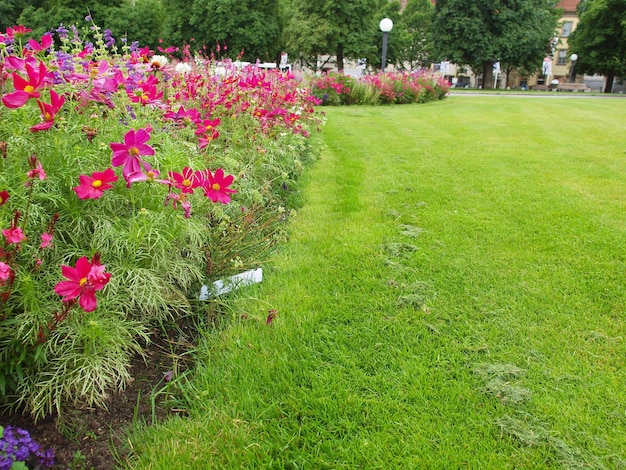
[127,97,626,469]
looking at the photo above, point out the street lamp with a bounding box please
[379,18,393,72]
[569,53,578,83]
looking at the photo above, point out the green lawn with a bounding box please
[126,97,626,469]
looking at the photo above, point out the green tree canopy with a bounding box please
[17,0,123,39]
[105,0,164,50]
[162,0,283,63]
[568,0,626,92]
[283,0,381,71]
[431,0,559,88]
[395,0,434,70]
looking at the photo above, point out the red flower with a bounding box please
[73,168,118,199]
[0,190,9,206]
[30,89,65,132]
[54,254,111,312]
[202,168,236,204]
[2,60,51,109]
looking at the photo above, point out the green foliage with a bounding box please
[161,0,283,62]
[568,0,626,91]
[104,0,165,50]
[431,0,560,86]
[284,0,380,71]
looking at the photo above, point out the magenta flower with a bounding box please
[165,192,192,218]
[40,232,53,249]
[30,89,65,132]
[2,226,26,244]
[203,168,237,204]
[26,156,46,181]
[54,254,111,312]
[1,60,51,109]
[0,262,11,283]
[168,167,201,194]
[73,168,118,199]
[110,128,154,179]
[125,162,167,187]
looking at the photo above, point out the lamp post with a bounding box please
[569,53,578,83]
[379,18,393,72]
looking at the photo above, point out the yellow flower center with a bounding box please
[92,179,103,188]
[129,147,139,156]
[212,183,221,191]
[182,179,192,187]
[147,171,155,180]
[24,85,35,94]
[79,277,88,287]
[44,112,52,121]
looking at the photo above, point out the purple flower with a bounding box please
[0,426,55,469]
[56,23,69,39]
[104,29,115,47]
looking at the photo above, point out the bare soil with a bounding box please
[1,328,194,470]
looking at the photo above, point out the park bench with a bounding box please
[556,83,591,92]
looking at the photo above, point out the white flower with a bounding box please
[150,55,168,69]
[175,62,192,74]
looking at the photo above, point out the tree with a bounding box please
[0,0,44,31]
[283,0,380,71]
[431,0,559,88]
[162,0,283,63]
[568,0,626,92]
[18,0,125,39]
[105,0,164,50]
[396,0,434,70]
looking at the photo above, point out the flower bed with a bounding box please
[311,71,450,105]
[0,23,322,420]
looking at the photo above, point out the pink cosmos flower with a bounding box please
[110,128,154,179]
[203,168,237,204]
[5,25,32,39]
[194,117,221,137]
[168,167,201,194]
[30,89,65,132]
[2,226,26,244]
[54,254,111,312]
[40,232,53,249]
[165,193,192,218]
[0,261,11,283]
[125,162,168,187]
[73,168,118,199]
[26,156,46,181]
[27,33,53,52]
[2,60,51,109]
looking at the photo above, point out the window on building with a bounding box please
[561,21,573,37]
[557,50,568,65]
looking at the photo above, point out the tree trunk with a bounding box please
[482,62,494,89]
[336,43,344,72]
[604,71,615,93]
